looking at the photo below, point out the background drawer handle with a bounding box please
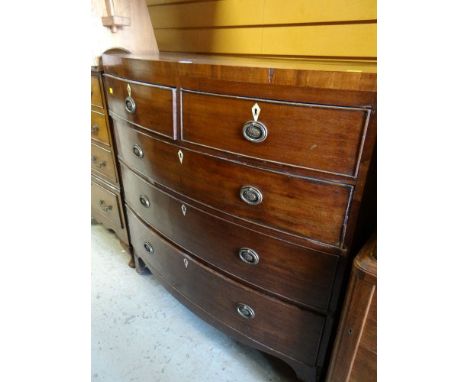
[125,96,136,114]
[143,241,154,254]
[240,185,263,205]
[242,121,268,143]
[133,144,144,158]
[238,248,260,265]
[139,195,151,208]
[99,200,113,212]
[236,303,255,319]
[91,124,99,134]
[97,160,106,168]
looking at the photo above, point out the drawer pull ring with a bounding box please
[125,84,136,113]
[242,121,268,143]
[91,124,99,134]
[132,144,144,158]
[240,185,263,206]
[99,200,113,212]
[139,195,151,208]
[143,241,154,254]
[236,303,255,319]
[238,248,260,265]
[125,96,136,114]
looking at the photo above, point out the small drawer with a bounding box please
[91,75,104,108]
[91,143,117,183]
[122,164,338,311]
[127,207,326,366]
[91,181,123,229]
[103,75,176,139]
[114,120,352,247]
[91,111,110,146]
[181,90,370,177]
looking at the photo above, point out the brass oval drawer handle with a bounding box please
[236,303,255,319]
[139,195,151,208]
[91,124,99,134]
[238,248,260,265]
[242,121,268,143]
[99,200,113,212]
[97,160,106,168]
[132,144,144,159]
[240,185,263,206]
[143,241,154,254]
[125,96,136,114]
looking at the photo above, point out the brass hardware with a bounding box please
[236,303,255,319]
[91,155,97,163]
[143,241,154,254]
[240,186,263,206]
[97,161,107,168]
[125,96,136,113]
[181,204,187,216]
[238,248,260,265]
[132,144,144,158]
[178,150,184,164]
[91,124,99,134]
[242,121,268,143]
[183,258,189,268]
[139,195,151,208]
[99,200,113,213]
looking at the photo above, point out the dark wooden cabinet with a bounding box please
[102,53,376,382]
[91,68,129,248]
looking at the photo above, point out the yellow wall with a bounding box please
[146,0,376,60]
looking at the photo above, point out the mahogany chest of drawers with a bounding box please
[101,53,377,382]
[91,68,129,247]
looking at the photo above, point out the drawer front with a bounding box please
[122,165,337,311]
[91,143,117,182]
[91,181,123,229]
[103,75,175,139]
[127,207,326,365]
[115,120,351,246]
[91,75,103,108]
[91,111,110,145]
[181,90,369,177]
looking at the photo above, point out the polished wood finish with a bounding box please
[121,163,338,311]
[127,207,326,365]
[181,90,370,177]
[103,53,376,382]
[91,70,129,247]
[326,236,377,382]
[114,119,351,247]
[103,74,176,139]
[91,110,111,146]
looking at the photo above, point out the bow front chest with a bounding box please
[102,53,376,382]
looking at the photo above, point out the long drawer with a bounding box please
[91,75,103,109]
[91,143,117,183]
[181,90,369,177]
[122,164,337,311]
[114,119,351,246]
[103,75,176,139]
[127,207,326,365]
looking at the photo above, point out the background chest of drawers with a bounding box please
[91,68,129,247]
[101,53,376,382]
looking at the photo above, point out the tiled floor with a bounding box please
[91,224,298,382]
